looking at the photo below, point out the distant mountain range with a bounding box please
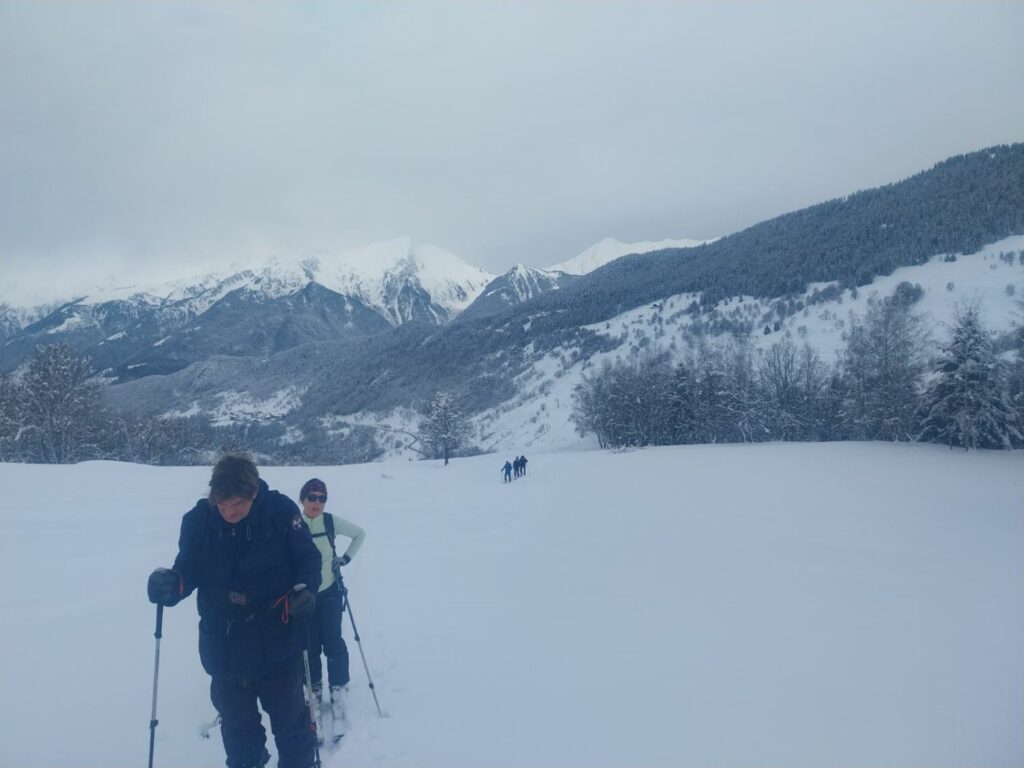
[0,236,705,378]
[2,143,1022,463]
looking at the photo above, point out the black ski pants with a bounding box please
[307,581,350,689]
[210,653,315,768]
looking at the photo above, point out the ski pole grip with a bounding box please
[155,603,164,639]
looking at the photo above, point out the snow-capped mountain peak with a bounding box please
[458,263,576,321]
[1,239,495,330]
[313,238,495,321]
[549,236,710,276]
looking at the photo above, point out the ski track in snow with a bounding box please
[1,442,1022,767]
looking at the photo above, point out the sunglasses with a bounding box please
[305,493,327,503]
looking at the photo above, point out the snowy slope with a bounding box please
[160,235,1023,454]
[458,263,575,320]
[0,301,61,339]
[549,236,711,275]
[1,443,1021,767]
[469,236,1024,453]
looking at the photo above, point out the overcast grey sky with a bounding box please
[2,1,1022,300]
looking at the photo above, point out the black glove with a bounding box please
[270,586,316,622]
[288,586,316,620]
[333,554,351,568]
[147,568,181,606]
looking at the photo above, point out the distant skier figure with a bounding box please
[299,478,366,744]
[519,455,528,476]
[502,461,513,483]
[512,456,520,478]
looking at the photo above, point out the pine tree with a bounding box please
[668,361,698,444]
[919,303,1022,449]
[418,391,472,465]
[689,341,730,443]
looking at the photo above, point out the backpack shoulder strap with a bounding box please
[311,512,338,557]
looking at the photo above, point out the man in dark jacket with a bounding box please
[148,454,322,768]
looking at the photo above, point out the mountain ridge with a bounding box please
[3,143,1022,463]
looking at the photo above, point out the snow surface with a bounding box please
[548,237,711,276]
[44,314,90,334]
[1,443,1021,767]
[209,386,307,427]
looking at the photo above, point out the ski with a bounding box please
[329,685,348,743]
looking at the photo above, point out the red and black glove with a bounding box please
[270,585,316,623]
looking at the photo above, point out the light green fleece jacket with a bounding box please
[301,511,366,594]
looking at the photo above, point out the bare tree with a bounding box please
[18,343,105,463]
[840,297,928,441]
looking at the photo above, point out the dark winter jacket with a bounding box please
[167,480,322,680]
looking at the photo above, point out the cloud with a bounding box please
[2,0,1023,302]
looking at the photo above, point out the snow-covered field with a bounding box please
[1,443,1022,767]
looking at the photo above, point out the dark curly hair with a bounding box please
[208,453,260,503]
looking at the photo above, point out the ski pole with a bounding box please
[302,627,322,768]
[147,604,164,768]
[338,575,384,717]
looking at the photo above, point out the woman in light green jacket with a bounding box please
[299,477,365,743]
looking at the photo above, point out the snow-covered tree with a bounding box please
[667,360,698,444]
[919,303,1021,450]
[686,341,730,444]
[572,364,613,448]
[1007,300,1024,446]
[840,297,928,441]
[102,412,210,465]
[758,340,833,441]
[720,336,762,442]
[0,374,24,461]
[572,353,678,448]
[18,343,105,463]
[608,353,675,447]
[419,391,472,465]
